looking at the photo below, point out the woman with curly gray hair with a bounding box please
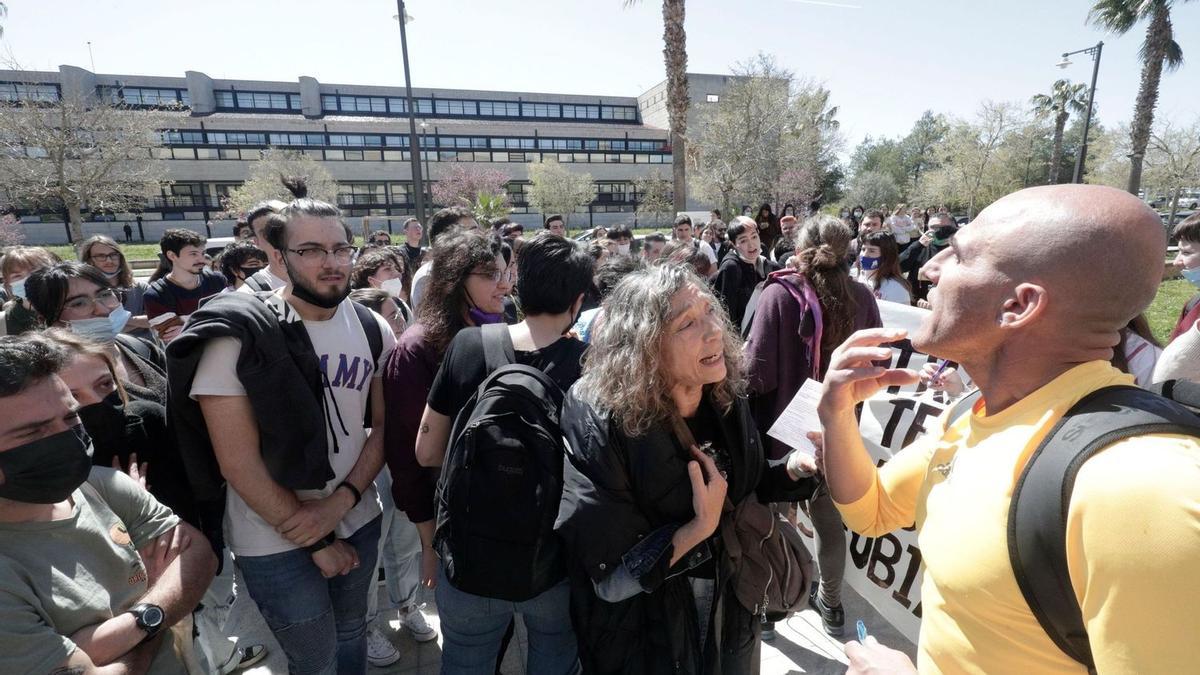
[556,263,818,674]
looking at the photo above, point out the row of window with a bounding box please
[159,129,669,152]
[101,87,190,107]
[1,82,640,122]
[214,90,302,111]
[319,93,638,122]
[148,145,674,165]
[0,83,60,103]
[155,180,633,208]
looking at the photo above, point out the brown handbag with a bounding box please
[670,415,813,620]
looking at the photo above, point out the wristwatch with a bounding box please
[126,602,165,642]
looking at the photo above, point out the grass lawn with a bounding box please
[45,243,163,261]
[1147,278,1193,345]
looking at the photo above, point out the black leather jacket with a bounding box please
[555,387,815,674]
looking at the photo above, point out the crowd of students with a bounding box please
[1,180,1199,675]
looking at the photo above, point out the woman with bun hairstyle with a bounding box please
[743,214,882,638]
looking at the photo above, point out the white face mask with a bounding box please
[617,243,631,255]
[69,307,131,344]
[8,277,27,300]
[380,278,405,298]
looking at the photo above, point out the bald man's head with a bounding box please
[913,185,1166,364]
[981,185,1165,330]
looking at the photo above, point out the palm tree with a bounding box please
[1030,79,1088,184]
[1089,0,1191,195]
[624,0,689,212]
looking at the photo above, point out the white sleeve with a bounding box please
[880,279,912,306]
[1123,332,1162,387]
[700,240,717,264]
[410,265,429,312]
[189,337,247,398]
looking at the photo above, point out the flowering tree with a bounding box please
[0,211,24,246]
[634,171,674,227]
[527,159,594,228]
[224,148,338,214]
[430,164,511,227]
[0,91,170,246]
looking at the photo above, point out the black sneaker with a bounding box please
[808,587,845,637]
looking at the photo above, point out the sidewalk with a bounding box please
[231,581,915,674]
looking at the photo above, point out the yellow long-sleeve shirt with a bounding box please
[837,361,1200,674]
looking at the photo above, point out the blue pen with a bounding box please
[856,620,868,642]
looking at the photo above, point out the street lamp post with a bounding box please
[1056,41,1103,184]
[394,1,426,225]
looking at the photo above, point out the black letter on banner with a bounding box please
[880,398,917,448]
[849,532,872,570]
[886,341,914,395]
[891,544,923,609]
[866,533,902,589]
[901,402,947,447]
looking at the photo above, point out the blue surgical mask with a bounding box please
[69,306,131,344]
[9,277,27,300]
[860,256,881,271]
[1182,266,1200,288]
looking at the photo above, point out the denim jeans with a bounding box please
[366,467,423,623]
[435,566,579,675]
[236,515,382,675]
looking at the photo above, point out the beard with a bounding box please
[290,270,350,309]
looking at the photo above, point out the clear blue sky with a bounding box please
[3,0,1198,150]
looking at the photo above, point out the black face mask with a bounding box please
[0,425,93,504]
[934,226,957,241]
[77,391,128,449]
[283,258,350,309]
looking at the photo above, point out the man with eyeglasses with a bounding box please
[144,229,227,327]
[167,179,397,674]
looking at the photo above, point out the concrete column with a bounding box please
[58,65,98,103]
[299,76,322,118]
[185,71,216,114]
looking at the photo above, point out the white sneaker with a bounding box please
[366,627,401,667]
[399,605,438,643]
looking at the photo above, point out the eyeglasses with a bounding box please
[286,246,354,266]
[470,268,516,284]
[63,288,123,314]
[89,252,122,263]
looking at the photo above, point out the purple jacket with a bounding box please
[382,323,441,523]
[744,275,881,460]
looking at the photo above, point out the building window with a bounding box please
[479,101,520,117]
[215,91,235,107]
[521,102,561,118]
[562,104,600,120]
[208,132,266,146]
[160,130,204,144]
[600,105,637,121]
[109,87,183,107]
[0,82,60,103]
[434,99,477,116]
[322,94,338,111]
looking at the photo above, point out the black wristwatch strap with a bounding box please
[337,480,363,507]
[126,602,164,643]
[304,530,337,554]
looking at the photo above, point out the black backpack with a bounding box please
[946,381,1200,670]
[434,323,567,601]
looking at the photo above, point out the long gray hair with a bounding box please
[575,263,746,437]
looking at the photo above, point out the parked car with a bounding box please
[1150,191,1200,210]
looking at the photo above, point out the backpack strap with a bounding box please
[481,323,516,374]
[1007,385,1200,670]
[351,301,383,366]
[245,273,272,293]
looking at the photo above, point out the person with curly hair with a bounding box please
[557,264,818,674]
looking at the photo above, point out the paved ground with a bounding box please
[223,580,915,674]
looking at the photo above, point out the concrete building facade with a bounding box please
[1,66,734,243]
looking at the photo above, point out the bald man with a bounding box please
[817,185,1200,673]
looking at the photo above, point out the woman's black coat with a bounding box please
[555,387,816,674]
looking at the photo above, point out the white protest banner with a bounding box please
[794,300,960,644]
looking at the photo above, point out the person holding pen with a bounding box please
[819,185,1200,673]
